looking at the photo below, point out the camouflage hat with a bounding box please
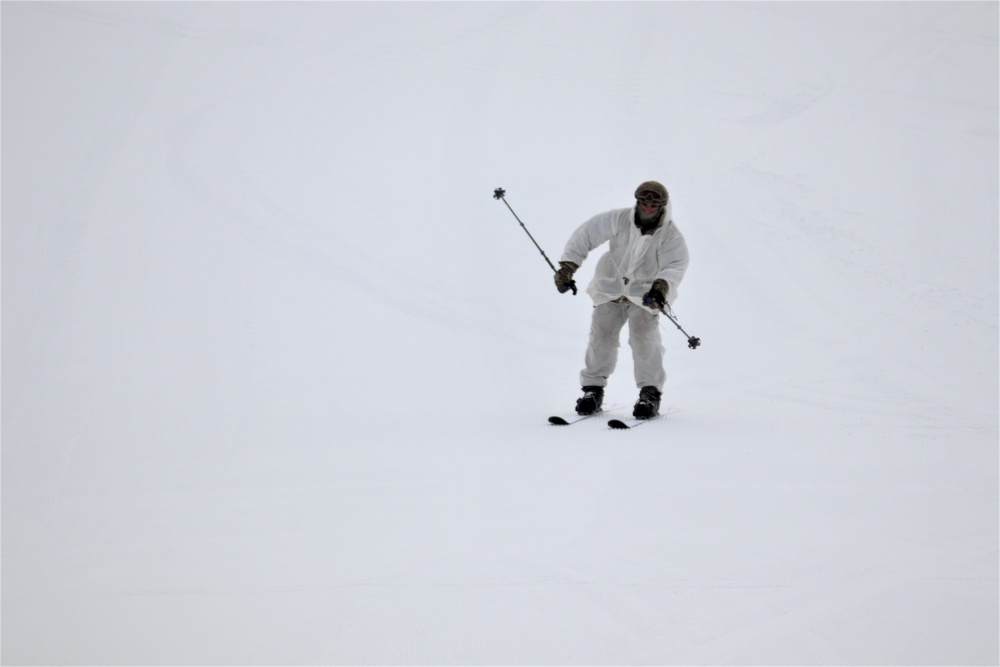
[635,181,669,205]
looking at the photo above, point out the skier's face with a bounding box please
[638,200,662,216]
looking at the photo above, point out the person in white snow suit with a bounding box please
[554,181,690,419]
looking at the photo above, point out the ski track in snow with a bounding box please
[2,2,997,665]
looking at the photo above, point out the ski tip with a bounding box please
[607,419,631,429]
[548,416,570,425]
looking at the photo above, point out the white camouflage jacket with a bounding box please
[560,201,690,308]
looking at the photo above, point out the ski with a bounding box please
[608,415,658,430]
[608,406,676,429]
[549,413,597,426]
[548,404,621,426]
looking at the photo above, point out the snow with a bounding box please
[2,2,997,664]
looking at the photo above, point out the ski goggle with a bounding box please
[636,190,667,206]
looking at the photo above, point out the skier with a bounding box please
[554,181,690,419]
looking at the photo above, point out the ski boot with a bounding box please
[632,386,661,419]
[576,386,605,415]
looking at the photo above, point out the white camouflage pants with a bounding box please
[580,299,665,390]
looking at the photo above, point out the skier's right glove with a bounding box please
[554,261,579,294]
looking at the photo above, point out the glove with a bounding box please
[642,279,669,309]
[554,261,579,294]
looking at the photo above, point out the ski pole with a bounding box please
[658,303,701,350]
[493,187,577,295]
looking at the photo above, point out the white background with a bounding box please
[3,2,997,664]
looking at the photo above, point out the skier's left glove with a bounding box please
[642,279,669,310]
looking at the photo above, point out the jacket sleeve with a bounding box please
[656,229,690,304]
[560,210,618,267]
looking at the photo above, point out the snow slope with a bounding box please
[2,2,997,664]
